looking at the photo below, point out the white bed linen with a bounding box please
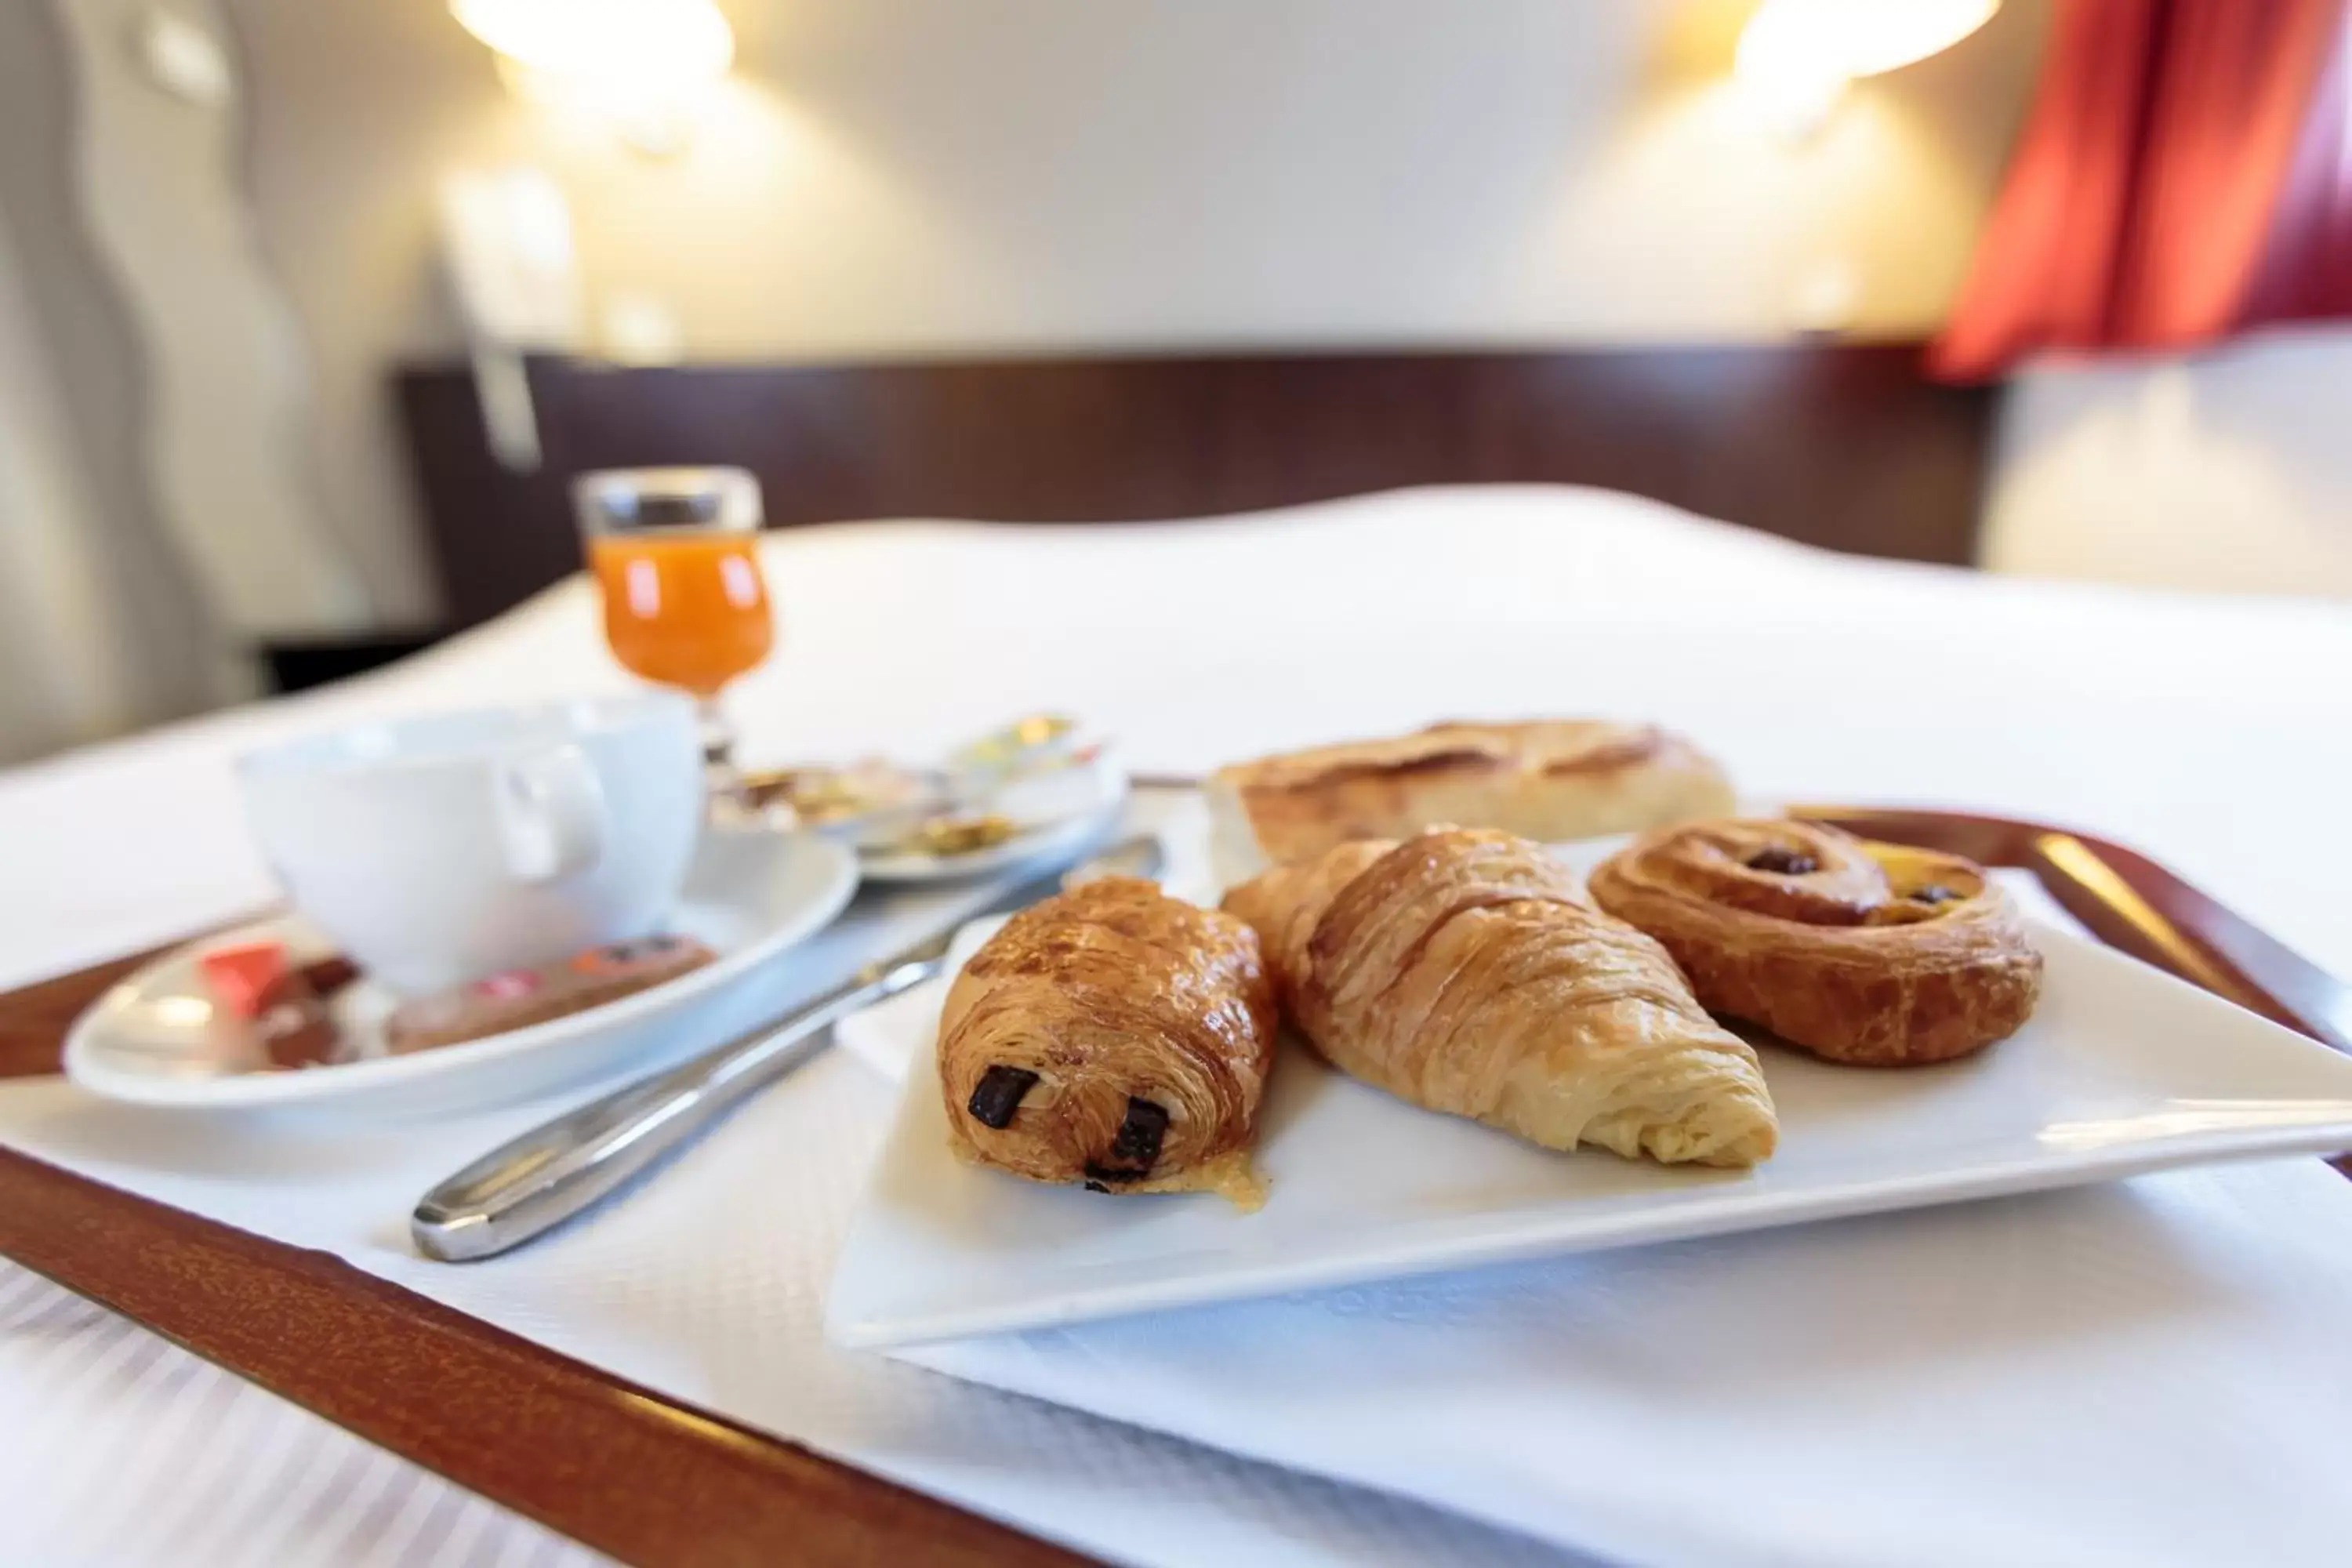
[4,485,2350,1566]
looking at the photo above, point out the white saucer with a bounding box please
[857,802,1123,885]
[64,826,857,1112]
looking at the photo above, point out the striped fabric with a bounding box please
[0,1260,604,1566]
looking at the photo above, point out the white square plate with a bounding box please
[826,847,2352,1350]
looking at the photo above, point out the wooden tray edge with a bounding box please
[0,1142,1091,1566]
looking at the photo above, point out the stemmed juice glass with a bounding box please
[572,467,775,791]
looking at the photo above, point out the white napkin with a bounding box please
[889,1156,2352,1567]
[840,870,2352,1566]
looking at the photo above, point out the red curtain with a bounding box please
[1930,0,2351,382]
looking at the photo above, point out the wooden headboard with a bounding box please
[395,344,1992,629]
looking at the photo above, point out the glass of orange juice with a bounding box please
[572,467,775,789]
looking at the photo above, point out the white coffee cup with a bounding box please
[238,694,703,995]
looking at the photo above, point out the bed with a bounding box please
[5,481,2352,1565]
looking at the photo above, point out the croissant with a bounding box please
[1223,828,1777,1168]
[1587,818,2042,1066]
[938,877,1279,1209]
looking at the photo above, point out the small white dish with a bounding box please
[66,826,857,1112]
[857,800,1125,885]
[826,844,2352,1349]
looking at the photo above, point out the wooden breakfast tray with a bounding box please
[2,802,2347,1566]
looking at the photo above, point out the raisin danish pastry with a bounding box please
[938,877,1279,1209]
[1587,818,2042,1067]
[1223,827,1777,1169]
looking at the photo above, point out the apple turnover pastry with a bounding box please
[1223,827,1777,1169]
[938,877,1279,1209]
[1588,818,2042,1066]
[1210,720,1735,866]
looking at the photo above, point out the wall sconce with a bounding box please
[449,0,734,155]
[1737,0,1999,139]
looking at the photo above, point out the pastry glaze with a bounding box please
[938,877,1279,1208]
[1210,720,1735,865]
[1588,818,2043,1066]
[1225,828,1777,1169]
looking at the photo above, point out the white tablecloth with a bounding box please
[5,485,2350,1566]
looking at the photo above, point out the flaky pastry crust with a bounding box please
[1210,720,1735,864]
[1224,828,1777,1168]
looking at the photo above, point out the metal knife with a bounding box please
[411,833,1165,1262]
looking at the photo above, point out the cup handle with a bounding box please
[492,744,608,883]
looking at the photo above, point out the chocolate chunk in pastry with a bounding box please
[1223,828,1777,1169]
[1112,1097,1169,1163]
[1210,720,1736,865]
[1588,818,2043,1067]
[938,877,1278,1210]
[1084,1097,1171,1182]
[967,1065,1040,1129]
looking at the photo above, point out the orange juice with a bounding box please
[590,532,774,696]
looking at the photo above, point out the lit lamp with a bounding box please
[1737,0,1999,138]
[449,0,735,154]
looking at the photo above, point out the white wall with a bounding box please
[0,206,145,761]
[51,0,374,641]
[1985,328,2352,599]
[0,0,223,739]
[223,0,2049,626]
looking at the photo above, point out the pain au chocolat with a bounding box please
[1210,720,1736,866]
[938,877,1279,1209]
[1223,827,1777,1169]
[1587,818,2043,1067]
